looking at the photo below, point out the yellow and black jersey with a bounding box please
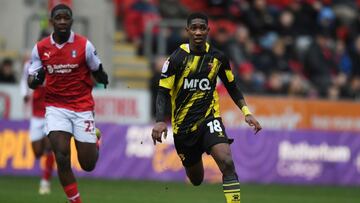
[159,43,239,134]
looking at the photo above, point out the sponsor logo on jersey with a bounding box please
[71,50,77,58]
[46,64,79,74]
[162,60,169,73]
[183,78,211,91]
[44,52,51,59]
[47,65,54,74]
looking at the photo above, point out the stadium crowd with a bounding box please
[0,58,17,83]
[115,0,360,100]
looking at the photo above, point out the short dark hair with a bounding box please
[50,4,72,18]
[187,13,208,26]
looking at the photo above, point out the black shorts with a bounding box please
[174,117,233,167]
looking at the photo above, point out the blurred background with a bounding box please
[0,0,360,202]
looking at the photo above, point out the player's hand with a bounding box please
[28,68,46,89]
[92,65,109,88]
[36,68,46,82]
[151,121,168,145]
[245,115,262,134]
[99,71,109,88]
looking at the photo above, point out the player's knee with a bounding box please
[188,174,204,186]
[80,162,96,172]
[190,178,203,186]
[78,157,97,172]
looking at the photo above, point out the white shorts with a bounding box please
[45,106,97,143]
[29,117,47,142]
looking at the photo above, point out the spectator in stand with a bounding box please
[335,40,352,76]
[327,85,341,100]
[317,7,336,38]
[276,9,297,59]
[158,0,189,55]
[124,0,161,54]
[0,58,16,83]
[348,9,360,43]
[135,0,360,100]
[210,26,232,56]
[304,30,339,97]
[236,62,264,94]
[206,0,232,18]
[341,76,360,100]
[287,0,318,36]
[277,9,296,38]
[179,0,208,13]
[255,36,293,78]
[227,25,255,70]
[166,28,188,55]
[159,0,189,19]
[349,35,360,77]
[286,74,310,97]
[265,71,286,95]
[243,0,277,39]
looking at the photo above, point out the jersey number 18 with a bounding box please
[207,119,223,133]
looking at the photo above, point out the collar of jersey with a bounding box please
[180,42,210,54]
[50,31,75,46]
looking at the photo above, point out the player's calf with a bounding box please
[219,157,236,176]
[31,140,45,159]
[223,173,241,203]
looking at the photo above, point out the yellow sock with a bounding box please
[224,190,240,203]
[223,174,240,203]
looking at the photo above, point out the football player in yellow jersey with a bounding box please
[151,13,262,203]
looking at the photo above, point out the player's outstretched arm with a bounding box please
[226,85,262,134]
[152,122,167,145]
[240,100,262,134]
[28,68,45,89]
[218,55,262,134]
[92,64,109,88]
[151,87,170,145]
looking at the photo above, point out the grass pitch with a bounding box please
[0,176,359,203]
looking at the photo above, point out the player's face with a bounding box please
[186,18,209,46]
[51,9,73,35]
